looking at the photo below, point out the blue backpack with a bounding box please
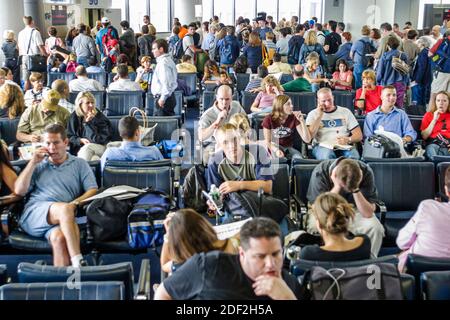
[127,190,173,249]
[171,38,185,61]
[221,39,234,64]
[431,38,450,73]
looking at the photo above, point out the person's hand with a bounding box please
[31,147,48,165]
[84,111,95,122]
[316,104,325,117]
[433,110,441,121]
[330,168,342,193]
[293,111,305,123]
[30,134,41,143]
[158,98,165,108]
[273,86,281,96]
[337,136,350,145]
[216,109,228,124]
[80,138,90,145]
[32,100,40,107]
[402,137,410,145]
[163,212,176,233]
[275,149,284,158]
[253,275,296,300]
[206,199,217,212]
[219,181,242,195]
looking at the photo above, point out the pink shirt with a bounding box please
[255,91,276,110]
[397,200,450,271]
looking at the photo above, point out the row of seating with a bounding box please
[201,89,356,114]
[290,254,450,300]
[66,90,184,120]
[0,115,184,147]
[0,259,151,300]
[47,71,137,88]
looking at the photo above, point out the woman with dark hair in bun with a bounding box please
[299,192,372,262]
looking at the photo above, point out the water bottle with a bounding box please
[286,245,302,261]
[209,184,223,210]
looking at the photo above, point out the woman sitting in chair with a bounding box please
[299,192,372,262]
[421,91,450,160]
[328,59,353,91]
[160,209,240,275]
[67,91,112,161]
[262,95,310,159]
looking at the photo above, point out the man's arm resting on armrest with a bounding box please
[71,188,98,206]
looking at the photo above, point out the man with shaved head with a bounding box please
[282,64,312,92]
[198,85,245,164]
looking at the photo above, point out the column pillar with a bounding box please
[173,0,196,24]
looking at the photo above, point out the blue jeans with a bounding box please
[311,83,320,93]
[425,143,450,160]
[353,64,366,90]
[312,145,360,160]
[411,84,431,106]
[77,56,89,68]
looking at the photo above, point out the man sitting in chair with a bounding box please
[14,124,98,267]
[100,116,163,170]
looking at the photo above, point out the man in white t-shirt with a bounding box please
[183,23,202,58]
[18,16,47,90]
[107,64,142,92]
[69,66,104,92]
[306,88,362,160]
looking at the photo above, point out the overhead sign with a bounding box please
[52,5,67,25]
[81,0,112,8]
[44,0,75,4]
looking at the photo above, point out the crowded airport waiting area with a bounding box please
[0,0,450,303]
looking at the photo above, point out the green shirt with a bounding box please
[282,78,312,92]
[18,103,70,136]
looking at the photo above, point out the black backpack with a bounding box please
[287,36,303,65]
[86,196,134,242]
[362,134,401,159]
[182,165,208,213]
[223,190,289,224]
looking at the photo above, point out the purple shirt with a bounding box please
[397,199,450,271]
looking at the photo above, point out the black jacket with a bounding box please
[67,109,113,154]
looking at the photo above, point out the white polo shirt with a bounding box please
[18,26,44,56]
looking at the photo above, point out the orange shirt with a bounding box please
[179,27,188,39]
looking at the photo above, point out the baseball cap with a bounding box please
[41,90,61,112]
[309,19,315,26]
[101,17,110,24]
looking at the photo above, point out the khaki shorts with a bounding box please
[431,72,450,92]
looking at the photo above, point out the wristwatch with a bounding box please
[352,188,360,194]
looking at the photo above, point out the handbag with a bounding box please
[262,44,270,67]
[26,29,47,73]
[391,52,410,76]
[129,107,157,146]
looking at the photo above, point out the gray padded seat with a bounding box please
[0,281,125,300]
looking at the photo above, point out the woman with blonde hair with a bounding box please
[160,209,240,274]
[299,192,372,261]
[298,30,327,67]
[302,53,327,92]
[67,91,112,160]
[354,69,383,114]
[0,83,25,119]
[243,31,265,73]
[229,112,253,145]
[421,91,450,160]
[135,55,153,91]
[250,75,283,114]
[262,95,310,159]
[1,30,20,85]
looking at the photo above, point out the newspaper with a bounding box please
[80,185,146,204]
[213,218,252,240]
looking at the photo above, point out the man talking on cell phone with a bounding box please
[198,85,245,165]
[306,87,363,160]
[14,124,98,267]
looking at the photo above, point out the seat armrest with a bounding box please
[374,200,387,226]
[292,194,308,229]
[135,259,151,300]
